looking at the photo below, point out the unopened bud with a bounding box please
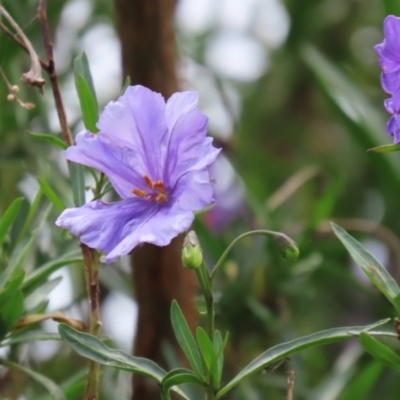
[7,93,15,102]
[274,234,299,261]
[11,85,20,94]
[182,231,203,269]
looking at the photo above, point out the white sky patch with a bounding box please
[253,0,290,49]
[101,292,138,352]
[175,0,216,34]
[205,31,268,81]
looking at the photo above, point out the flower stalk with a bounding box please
[81,244,101,399]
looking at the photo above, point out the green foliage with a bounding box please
[26,131,68,150]
[216,319,390,398]
[73,52,99,133]
[171,300,204,379]
[332,223,400,313]
[359,333,400,372]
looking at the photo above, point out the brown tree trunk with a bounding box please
[113,1,198,399]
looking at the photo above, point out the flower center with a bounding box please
[132,175,168,203]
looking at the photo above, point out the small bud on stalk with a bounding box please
[7,93,15,102]
[182,231,203,269]
[274,233,300,261]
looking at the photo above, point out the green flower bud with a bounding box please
[182,231,203,269]
[274,234,300,261]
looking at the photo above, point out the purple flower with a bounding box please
[375,15,400,142]
[56,85,220,263]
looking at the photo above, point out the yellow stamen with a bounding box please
[143,175,153,188]
[155,193,168,202]
[132,189,146,197]
[154,180,166,192]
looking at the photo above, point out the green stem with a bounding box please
[210,230,295,278]
[81,244,101,400]
[196,262,216,399]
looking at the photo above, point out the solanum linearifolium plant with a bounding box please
[1,2,400,399]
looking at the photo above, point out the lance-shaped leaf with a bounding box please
[216,319,389,398]
[70,162,86,207]
[368,143,400,153]
[59,323,165,379]
[59,324,191,399]
[359,332,400,371]
[27,131,68,149]
[331,223,400,313]
[38,178,65,211]
[74,52,99,133]
[161,368,205,400]
[0,197,24,249]
[171,300,203,378]
[0,359,65,400]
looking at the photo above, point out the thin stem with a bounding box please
[195,263,215,400]
[211,230,294,278]
[81,244,101,399]
[35,1,100,398]
[37,0,73,147]
[0,21,49,70]
[286,371,295,400]
[0,5,45,91]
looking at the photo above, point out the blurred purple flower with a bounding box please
[203,154,246,232]
[56,85,220,263]
[375,15,400,143]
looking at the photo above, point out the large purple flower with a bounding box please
[375,15,400,142]
[56,85,220,263]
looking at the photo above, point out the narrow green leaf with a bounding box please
[211,330,226,389]
[0,271,24,305]
[58,324,192,400]
[367,143,400,153]
[17,187,43,244]
[161,368,205,399]
[70,163,86,207]
[216,319,389,398]
[22,250,81,293]
[0,198,24,249]
[2,204,52,288]
[331,223,400,311]
[37,368,87,400]
[59,323,165,379]
[0,331,61,347]
[196,327,215,371]
[359,332,400,371]
[74,53,99,133]
[27,131,68,149]
[74,52,97,101]
[75,75,99,133]
[338,361,382,400]
[38,178,65,211]
[0,290,24,339]
[0,359,65,400]
[171,300,203,378]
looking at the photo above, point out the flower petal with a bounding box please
[172,169,215,212]
[386,113,400,144]
[66,131,144,199]
[97,85,169,180]
[106,201,194,262]
[56,198,194,263]
[164,92,217,186]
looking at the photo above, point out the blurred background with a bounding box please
[1,0,400,398]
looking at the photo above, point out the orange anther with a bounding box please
[154,180,166,192]
[132,189,146,198]
[143,175,153,188]
[155,193,168,202]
